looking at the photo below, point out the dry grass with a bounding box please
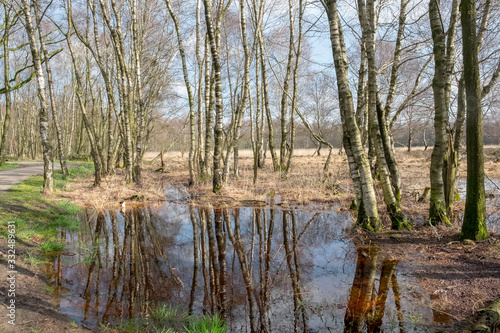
[166,148,351,207]
[62,146,500,222]
[59,165,169,210]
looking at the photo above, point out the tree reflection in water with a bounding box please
[344,246,403,333]
[41,204,432,332]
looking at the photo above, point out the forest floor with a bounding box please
[1,147,500,332]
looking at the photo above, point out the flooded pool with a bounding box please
[41,203,444,332]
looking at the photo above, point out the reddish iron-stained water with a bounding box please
[41,202,453,332]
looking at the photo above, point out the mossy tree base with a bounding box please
[388,203,411,230]
[350,199,358,211]
[470,298,500,333]
[429,200,452,226]
[356,200,382,232]
[460,214,488,241]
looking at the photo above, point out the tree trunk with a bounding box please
[203,0,224,193]
[285,0,303,178]
[22,0,54,193]
[460,0,488,241]
[132,0,145,184]
[323,0,380,231]
[361,0,407,229]
[470,298,500,333]
[204,39,214,178]
[428,0,459,226]
[196,0,205,175]
[279,25,294,170]
[0,4,12,166]
[66,0,103,186]
[165,0,196,186]
[222,0,251,183]
[259,31,279,171]
[35,2,69,176]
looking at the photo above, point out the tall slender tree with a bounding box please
[165,0,196,186]
[459,0,488,241]
[202,0,225,193]
[21,0,54,193]
[428,0,459,225]
[322,0,381,231]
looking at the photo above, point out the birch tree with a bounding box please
[164,0,196,186]
[428,0,459,225]
[359,0,408,229]
[322,0,381,231]
[21,0,54,193]
[34,0,69,176]
[202,0,227,193]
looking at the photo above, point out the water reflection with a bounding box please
[344,246,402,332]
[42,203,434,332]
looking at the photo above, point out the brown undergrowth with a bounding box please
[58,166,169,210]
[62,147,500,225]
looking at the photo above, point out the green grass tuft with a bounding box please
[184,314,226,333]
[39,241,65,253]
[0,163,20,170]
[104,304,226,333]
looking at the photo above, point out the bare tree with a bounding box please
[322,0,381,231]
[21,0,54,193]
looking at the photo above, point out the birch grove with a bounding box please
[0,0,498,239]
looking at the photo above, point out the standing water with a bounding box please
[41,201,444,332]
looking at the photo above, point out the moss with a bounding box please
[388,203,411,230]
[350,199,358,211]
[130,194,145,201]
[429,200,452,226]
[356,200,382,232]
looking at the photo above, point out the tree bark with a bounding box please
[222,0,251,183]
[428,0,459,225]
[165,0,196,186]
[460,0,488,241]
[361,0,408,230]
[132,0,145,184]
[35,1,69,176]
[22,0,54,193]
[323,0,380,231]
[0,4,13,166]
[203,0,224,193]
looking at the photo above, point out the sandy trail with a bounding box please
[0,162,58,193]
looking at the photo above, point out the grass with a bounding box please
[0,162,20,170]
[103,304,226,333]
[22,251,49,268]
[39,241,65,253]
[42,285,55,293]
[0,163,94,253]
[61,164,167,209]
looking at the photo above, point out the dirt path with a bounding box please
[0,162,49,193]
[0,162,79,193]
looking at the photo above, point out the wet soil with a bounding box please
[359,225,500,332]
[0,242,90,332]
